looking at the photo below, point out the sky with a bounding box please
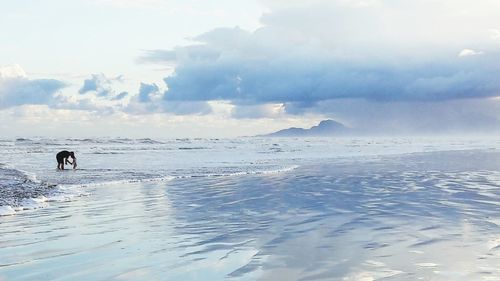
[1,0,500,137]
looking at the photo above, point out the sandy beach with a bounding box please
[1,146,499,280]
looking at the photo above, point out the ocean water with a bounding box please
[0,137,499,280]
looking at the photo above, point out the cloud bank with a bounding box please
[0,65,66,109]
[136,0,500,132]
[141,0,500,104]
[3,0,500,135]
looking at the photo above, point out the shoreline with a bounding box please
[2,147,499,217]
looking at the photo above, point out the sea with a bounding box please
[0,137,499,280]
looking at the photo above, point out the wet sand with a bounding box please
[1,150,499,280]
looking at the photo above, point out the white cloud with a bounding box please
[458,49,484,57]
[0,103,319,137]
[0,64,26,79]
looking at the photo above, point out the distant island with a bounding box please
[261,119,352,137]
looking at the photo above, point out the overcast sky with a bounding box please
[1,0,500,137]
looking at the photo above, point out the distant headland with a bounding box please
[260,119,352,137]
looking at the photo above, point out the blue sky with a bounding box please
[1,0,500,137]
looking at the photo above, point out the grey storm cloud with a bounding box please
[0,75,66,109]
[134,0,500,131]
[160,52,500,104]
[140,0,500,107]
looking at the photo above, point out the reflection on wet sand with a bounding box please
[1,150,499,280]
